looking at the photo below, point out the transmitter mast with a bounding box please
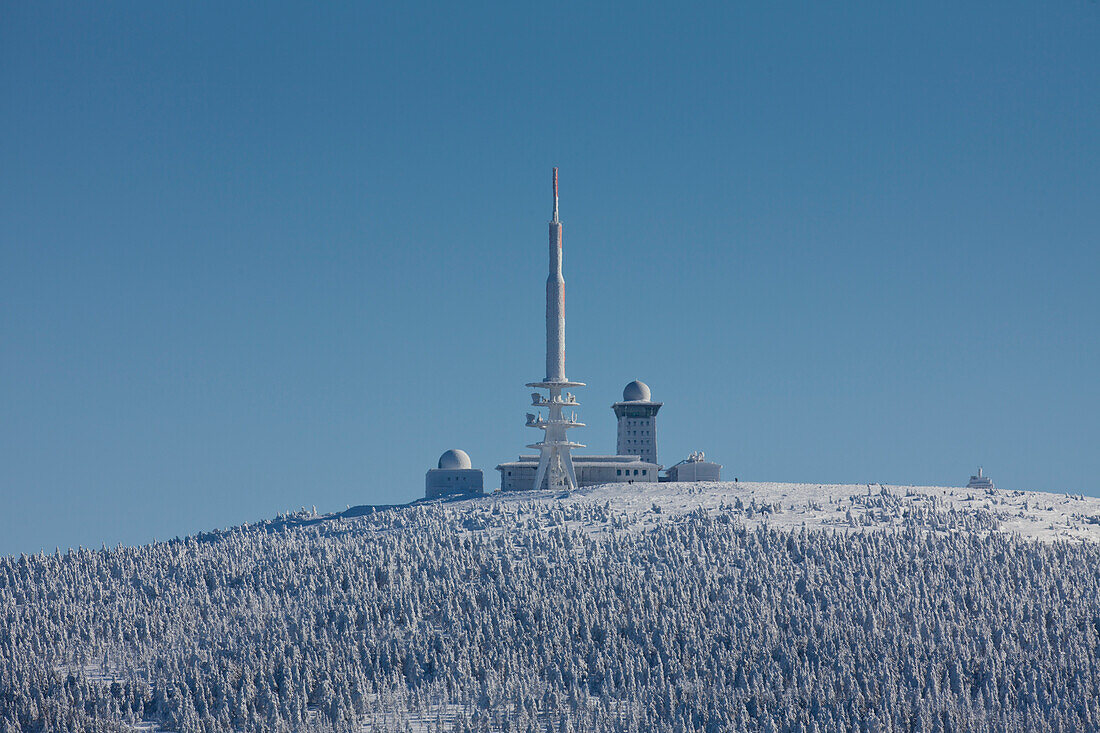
[525,168,585,491]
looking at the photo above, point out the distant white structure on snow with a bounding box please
[664,451,723,482]
[966,466,994,490]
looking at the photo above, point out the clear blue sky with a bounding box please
[2,2,1098,556]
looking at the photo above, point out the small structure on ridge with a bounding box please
[425,449,484,499]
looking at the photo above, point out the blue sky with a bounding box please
[2,2,1098,555]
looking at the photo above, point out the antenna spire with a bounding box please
[552,167,559,222]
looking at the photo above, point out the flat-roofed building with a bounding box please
[664,452,722,482]
[497,454,658,492]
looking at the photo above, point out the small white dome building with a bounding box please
[426,449,483,499]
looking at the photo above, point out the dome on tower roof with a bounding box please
[437,449,472,470]
[623,380,651,402]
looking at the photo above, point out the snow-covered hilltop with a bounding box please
[450,480,1100,544]
[3,481,1100,732]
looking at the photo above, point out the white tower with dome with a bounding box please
[613,380,662,466]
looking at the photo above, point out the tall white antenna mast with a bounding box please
[526,168,584,491]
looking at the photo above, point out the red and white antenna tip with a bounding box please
[552,168,559,221]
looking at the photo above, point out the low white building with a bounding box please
[664,452,722,482]
[425,449,484,499]
[497,454,659,491]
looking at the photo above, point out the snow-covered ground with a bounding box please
[435,480,1100,543]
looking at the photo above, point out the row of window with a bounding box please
[501,467,649,485]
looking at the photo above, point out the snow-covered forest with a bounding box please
[2,483,1100,732]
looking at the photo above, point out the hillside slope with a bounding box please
[442,480,1100,543]
[2,482,1099,732]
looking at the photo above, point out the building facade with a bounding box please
[613,380,662,467]
[497,454,659,491]
[664,451,722,482]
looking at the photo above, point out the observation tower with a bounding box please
[525,168,585,491]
